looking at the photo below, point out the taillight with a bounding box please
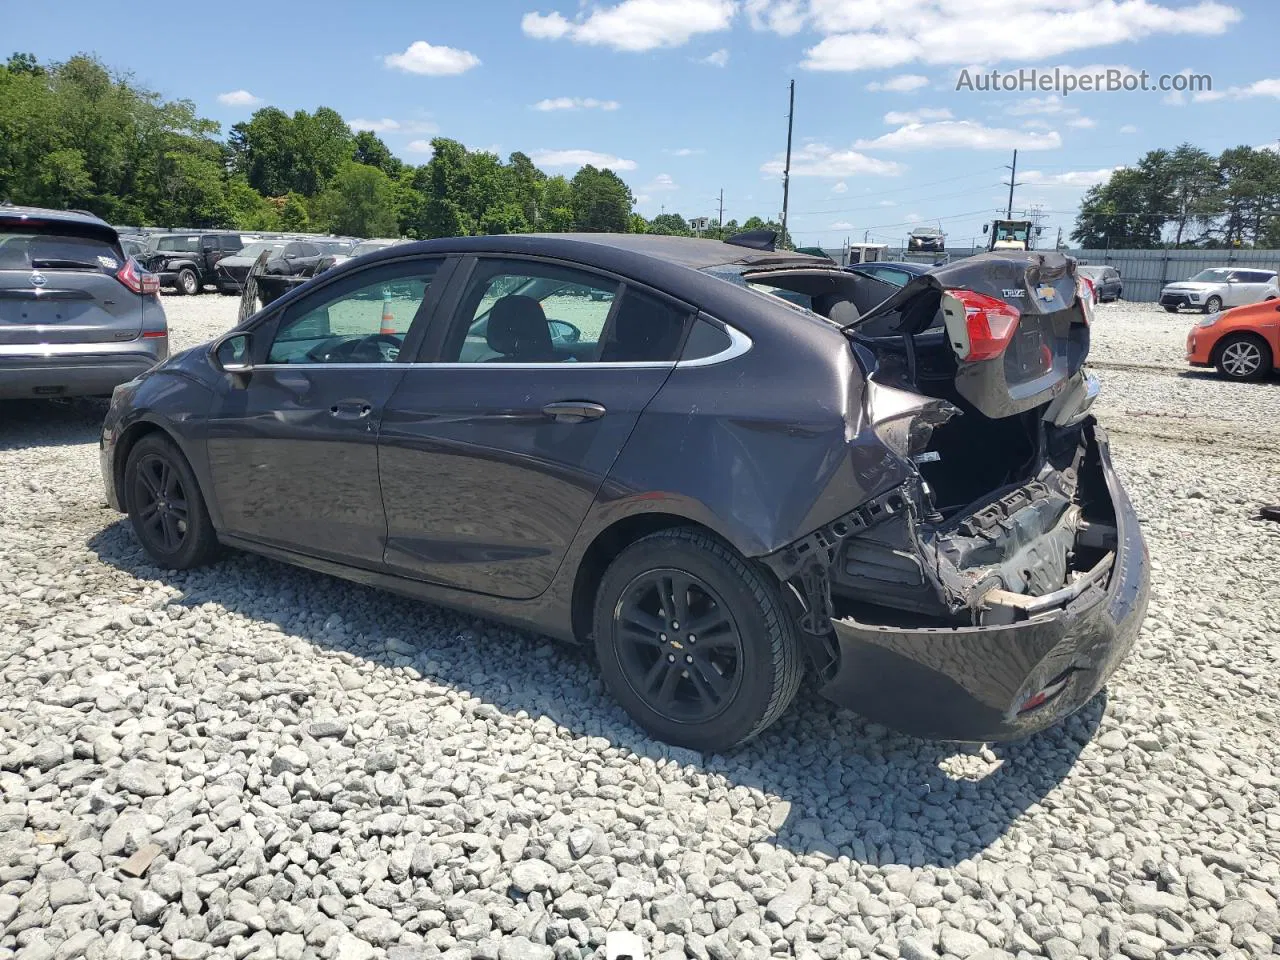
[117,258,160,295]
[943,289,1021,361]
[1076,276,1095,326]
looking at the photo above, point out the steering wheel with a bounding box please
[305,333,402,363]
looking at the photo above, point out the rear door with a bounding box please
[377,255,691,599]
[0,218,141,346]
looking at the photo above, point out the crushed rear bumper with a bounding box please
[816,423,1149,741]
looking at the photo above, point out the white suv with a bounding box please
[1160,267,1278,314]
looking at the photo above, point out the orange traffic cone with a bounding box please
[379,289,396,335]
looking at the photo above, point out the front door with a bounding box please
[205,256,446,566]
[378,256,693,599]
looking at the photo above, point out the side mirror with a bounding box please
[211,331,253,376]
[982,224,989,234]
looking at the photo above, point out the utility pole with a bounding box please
[1055,226,1063,250]
[717,188,724,239]
[1003,149,1020,219]
[780,79,794,249]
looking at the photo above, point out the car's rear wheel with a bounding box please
[592,527,802,752]
[124,434,220,569]
[1204,295,1223,313]
[1214,333,1272,382]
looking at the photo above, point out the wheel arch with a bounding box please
[114,419,192,510]
[570,512,730,644]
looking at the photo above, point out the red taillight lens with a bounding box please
[1076,276,1095,326]
[116,257,160,295]
[944,289,1021,361]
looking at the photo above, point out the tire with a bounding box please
[175,268,198,296]
[1204,295,1223,313]
[1214,333,1272,382]
[592,527,803,752]
[124,434,220,569]
[1163,305,1178,313]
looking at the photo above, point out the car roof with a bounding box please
[848,260,930,274]
[0,203,119,239]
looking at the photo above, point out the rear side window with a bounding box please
[599,289,690,362]
[221,235,243,251]
[154,235,202,253]
[0,227,121,271]
[681,319,732,360]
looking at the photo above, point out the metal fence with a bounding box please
[819,245,1280,303]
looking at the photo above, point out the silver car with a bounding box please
[1159,267,1278,314]
[0,204,167,399]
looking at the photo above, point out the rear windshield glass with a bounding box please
[0,228,120,271]
[154,235,202,252]
[351,240,395,256]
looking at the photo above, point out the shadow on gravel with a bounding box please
[89,518,1101,870]
[0,397,109,449]
[1177,369,1280,386]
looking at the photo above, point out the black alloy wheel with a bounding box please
[614,569,745,724]
[124,434,219,569]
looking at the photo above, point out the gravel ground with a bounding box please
[1,295,1278,960]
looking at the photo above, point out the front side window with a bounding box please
[267,261,439,364]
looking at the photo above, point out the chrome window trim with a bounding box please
[246,322,753,371]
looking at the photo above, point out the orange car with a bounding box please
[1186,298,1280,381]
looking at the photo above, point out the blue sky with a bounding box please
[5,0,1277,248]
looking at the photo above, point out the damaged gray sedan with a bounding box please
[101,234,1148,751]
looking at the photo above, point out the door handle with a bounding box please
[330,401,373,419]
[541,400,606,424]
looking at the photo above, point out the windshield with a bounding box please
[351,240,396,257]
[237,241,286,260]
[1188,268,1232,282]
[994,224,1029,242]
[154,235,202,252]
[1076,266,1104,279]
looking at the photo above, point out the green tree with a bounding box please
[570,165,633,232]
[351,130,402,178]
[541,175,575,231]
[648,212,690,235]
[628,213,649,233]
[316,162,398,237]
[278,191,311,231]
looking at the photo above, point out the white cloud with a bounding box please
[1022,119,1054,130]
[385,40,481,76]
[532,97,621,111]
[1005,96,1074,116]
[865,73,929,93]
[1119,124,1139,133]
[1067,116,1096,128]
[1021,167,1119,187]
[406,140,435,154]
[830,220,854,230]
[883,107,952,125]
[648,173,679,191]
[665,147,705,156]
[217,90,262,107]
[761,142,905,177]
[348,117,440,135]
[522,0,735,52]
[878,199,897,206]
[530,148,637,170]
[700,48,730,67]
[1163,90,1186,106]
[856,120,1062,151]
[1194,77,1280,102]
[831,181,848,194]
[796,1,1241,72]
[745,0,805,35]
[905,212,922,223]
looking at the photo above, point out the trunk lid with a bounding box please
[0,217,142,346]
[847,250,1089,420]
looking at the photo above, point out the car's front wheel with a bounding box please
[1163,304,1179,313]
[1204,295,1223,313]
[1214,333,1272,382]
[124,434,220,569]
[592,527,803,752]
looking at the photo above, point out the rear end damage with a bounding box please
[762,252,1150,741]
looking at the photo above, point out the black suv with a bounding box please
[137,233,245,295]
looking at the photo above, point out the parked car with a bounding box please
[1186,298,1279,381]
[135,232,246,296]
[0,204,167,399]
[214,240,288,294]
[907,227,945,253]
[100,234,1148,750]
[1160,267,1278,313]
[1075,265,1122,303]
[252,239,359,305]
